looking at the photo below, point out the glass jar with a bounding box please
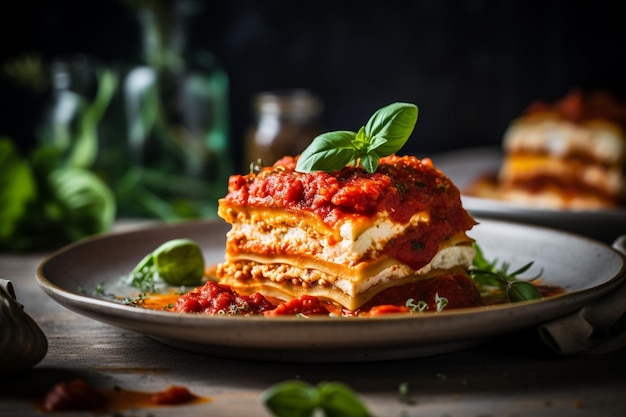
[245,89,323,168]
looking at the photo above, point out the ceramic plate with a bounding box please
[36,219,625,362]
[432,147,626,243]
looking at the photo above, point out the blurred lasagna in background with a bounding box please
[467,89,626,210]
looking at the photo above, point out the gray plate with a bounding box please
[36,219,625,362]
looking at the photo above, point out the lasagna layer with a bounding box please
[498,153,624,209]
[216,155,477,310]
[503,114,626,166]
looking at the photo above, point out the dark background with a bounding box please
[2,0,626,172]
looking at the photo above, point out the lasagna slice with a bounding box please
[496,90,626,209]
[216,154,477,311]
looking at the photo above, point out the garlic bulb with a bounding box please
[0,279,48,372]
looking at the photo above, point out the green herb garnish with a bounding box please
[405,293,448,313]
[398,382,415,405]
[124,238,205,291]
[295,102,418,173]
[262,380,373,417]
[468,243,543,302]
[405,298,429,312]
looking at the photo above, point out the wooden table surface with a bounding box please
[1,221,625,417]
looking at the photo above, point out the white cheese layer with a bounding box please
[229,210,433,267]
[333,244,476,296]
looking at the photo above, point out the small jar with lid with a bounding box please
[245,89,323,168]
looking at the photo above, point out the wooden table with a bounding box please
[1,222,625,417]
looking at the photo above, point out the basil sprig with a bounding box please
[468,243,543,302]
[124,238,205,291]
[295,102,418,173]
[262,380,373,417]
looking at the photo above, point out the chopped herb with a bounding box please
[405,298,428,312]
[395,183,408,194]
[406,293,448,313]
[410,241,425,250]
[434,293,448,312]
[436,181,449,191]
[92,282,118,299]
[250,158,264,174]
[398,382,415,405]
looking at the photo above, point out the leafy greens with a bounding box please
[468,243,543,302]
[295,102,418,173]
[262,380,373,417]
[0,138,115,251]
[0,65,117,251]
[124,238,205,292]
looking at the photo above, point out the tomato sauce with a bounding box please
[166,274,484,317]
[357,274,484,313]
[38,379,208,413]
[264,295,331,316]
[173,281,275,315]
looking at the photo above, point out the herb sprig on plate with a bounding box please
[122,238,205,292]
[295,102,418,173]
[468,243,543,302]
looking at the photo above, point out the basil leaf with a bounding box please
[125,238,205,290]
[295,102,419,174]
[262,380,319,417]
[469,243,543,302]
[508,281,542,302]
[295,131,357,172]
[364,102,418,156]
[47,167,116,241]
[318,382,373,417]
[153,238,205,286]
[360,152,379,173]
[366,134,389,153]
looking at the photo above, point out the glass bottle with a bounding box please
[118,0,231,221]
[245,89,323,168]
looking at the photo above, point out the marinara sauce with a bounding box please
[169,274,485,317]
